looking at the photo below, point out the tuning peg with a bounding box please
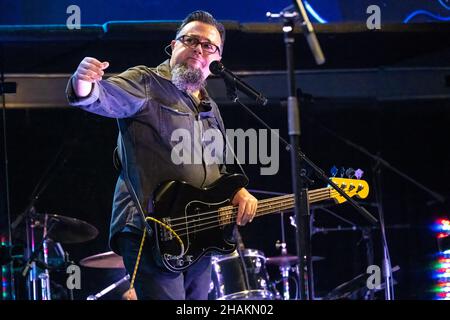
[340,167,346,178]
[345,167,355,179]
[330,166,338,177]
[355,168,364,180]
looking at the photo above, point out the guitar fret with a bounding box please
[198,179,366,227]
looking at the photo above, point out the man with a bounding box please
[66,11,258,300]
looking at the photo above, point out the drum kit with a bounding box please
[19,211,99,300]
[78,247,322,301]
[17,210,326,300]
[16,209,386,300]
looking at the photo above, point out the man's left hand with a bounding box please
[231,188,258,226]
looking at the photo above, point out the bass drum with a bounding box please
[209,249,274,300]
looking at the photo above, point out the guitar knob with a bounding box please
[176,259,184,267]
[340,167,346,178]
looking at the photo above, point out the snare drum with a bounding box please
[209,249,274,300]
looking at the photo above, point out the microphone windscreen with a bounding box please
[209,60,224,75]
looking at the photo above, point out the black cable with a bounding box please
[236,247,252,296]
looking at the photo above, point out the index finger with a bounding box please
[84,57,103,68]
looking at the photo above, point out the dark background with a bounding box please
[1,1,450,300]
[5,95,449,300]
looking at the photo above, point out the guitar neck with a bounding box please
[253,187,332,218]
[218,187,334,226]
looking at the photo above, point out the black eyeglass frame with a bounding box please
[176,35,221,55]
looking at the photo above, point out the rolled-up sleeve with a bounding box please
[65,66,148,118]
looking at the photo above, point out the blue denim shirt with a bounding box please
[66,60,227,253]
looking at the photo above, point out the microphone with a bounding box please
[293,0,325,65]
[209,61,268,106]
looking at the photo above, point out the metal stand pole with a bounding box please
[86,275,130,300]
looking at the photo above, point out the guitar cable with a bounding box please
[126,217,185,300]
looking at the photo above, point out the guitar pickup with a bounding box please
[160,218,173,241]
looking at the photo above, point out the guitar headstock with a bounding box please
[329,177,370,204]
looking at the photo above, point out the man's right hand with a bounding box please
[72,57,109,98]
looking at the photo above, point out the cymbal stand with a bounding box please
[26,213,38,300]
[275,212,290,300]
[55,242,74,300]
[39,214,52,300]
[23,214,55,300]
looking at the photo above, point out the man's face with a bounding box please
[170,21,222,81]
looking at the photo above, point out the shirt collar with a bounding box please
[154,59,173,81]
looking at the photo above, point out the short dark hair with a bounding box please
[176,11,226,50]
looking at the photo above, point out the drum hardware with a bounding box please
[210,249,274,300]
[79,251,125,269]
[273,211,293,300]
[21,212,98,300]
[86,274,131,300]
[80,251,137,300]
[324,265,400,300]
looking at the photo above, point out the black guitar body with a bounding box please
[152,174,249,272]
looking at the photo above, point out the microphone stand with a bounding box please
[265,2,320,300]
[284,16,312,300]
[262,2,376,300]
[222,77,378,301]
[309,118,446,300]
[373,159,394,300]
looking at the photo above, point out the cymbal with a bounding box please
[33,213,98,244]
[266,254,325,266]
[79,251,124,269]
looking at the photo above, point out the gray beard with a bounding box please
[171,63,205,93]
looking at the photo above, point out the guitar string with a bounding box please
[169,190,340,231]
[165,181,364,224]
[166,193,293,224]
[170,192,336,235]
[175,202,301,238]
[167,189,333,229]
[173,202,296,235]
[168,192,332,231]
[166,189,326,223]
[167,187,334,225]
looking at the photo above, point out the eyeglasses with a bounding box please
[176,35,221,55]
